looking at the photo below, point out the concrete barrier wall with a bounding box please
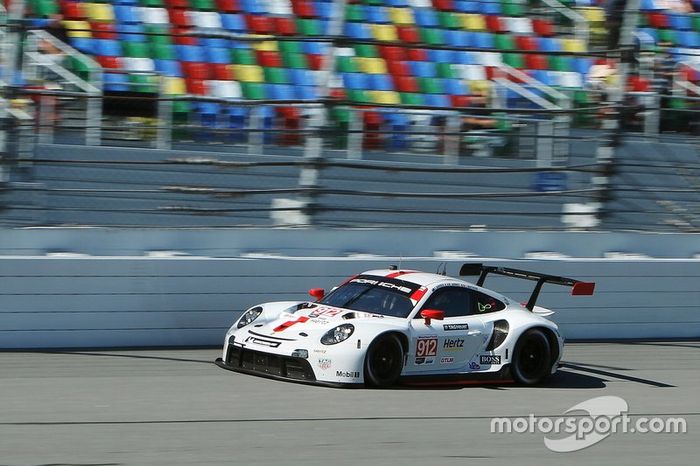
[1,256,698,348]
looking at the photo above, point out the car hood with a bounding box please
[248,303,389,340]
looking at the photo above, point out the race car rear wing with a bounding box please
[459,263,595,311]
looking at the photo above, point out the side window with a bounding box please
[420,287,474,318]
[473,291,506,314]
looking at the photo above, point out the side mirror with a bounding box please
[308,288,325,300]
[420,309,445,325]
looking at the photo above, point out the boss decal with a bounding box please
[416,336,438,357]
[443,323,469,331]
[480,355,501,365]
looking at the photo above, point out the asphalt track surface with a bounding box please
[1,342,698,466]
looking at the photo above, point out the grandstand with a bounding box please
[1,0,699,230]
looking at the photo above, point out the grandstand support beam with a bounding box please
[591,0,640,227]
[295,0,347,227]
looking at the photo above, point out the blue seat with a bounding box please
[431,49,455,63]
[457,51,475,65]
[267,84,295,100]
[118,24,145,42]
[114,0,139,5]
[69,37,95,54]
[177,45,205,62]
[104,73,130,92]
[202,38,229,49]
[480,2,502,14]
[197,102,221,127]
[154,59,182,77]
[637,27,658,44]
[344,22,372,39]
[295,85,317,100]
[114,5,139,24]
[221,14,246,32]
[455,1,480,13]
[445,30,472,47]
[445,78,466,95]
[207,47,230,64]
[410,61,437,78]
[95,39,122,57]
[532,70,553,86]
[538,37,561,52]
[473,32,495,49]
[241,0,267,14]
[640,0,662,10]
[414,8,439,27]
[343,72,369,90]
[574,58,593,75]
[670,14,692,31]
[370,74,393,91]
[385,0,408,6]
[679,31,700,48]
[303,41,324,54]
[289,69,314,87]
[425,94,450,107]
[366,6,390,24]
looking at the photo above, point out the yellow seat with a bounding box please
[389,7,414,25]
[369,90,401,105]
[372,24,398,42]
[579,7,605,23]
[463,14,486,31]
[253,40,279,52]
[163,77,186,95]
[356,57,388,74]
[469,80,491,94]
[235,64,264,83]
[62,20,91,38]
[85,3,115,22]
[562,38,586,53]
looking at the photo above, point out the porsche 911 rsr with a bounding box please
[215,264,595,388]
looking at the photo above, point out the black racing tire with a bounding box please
[364,334,404,388]
[511,328,552,385]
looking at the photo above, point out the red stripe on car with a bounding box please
[386,270,416,278]
[273,315,309,332]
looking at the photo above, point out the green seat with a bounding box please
[550,56,573,72]
[418,77,442,94]
[172,101,191,122]
[264,67,289,84]
[658,29,677,44]
[503,53,524,68]
[501,0,525,17]
[232,48,256,65]
[140,0,165,7]
[296,18,322,36]
[331,106,351,125]
[438,11,460,29]
[355,44,379,58]
[190,0,215,10]
[146,25,172,46]
[241,82,266,99]
[282,52,308,69]
[495,34,515,50]
[29,0,60,17]
[279,41,303,54]
[400,92,424,106]
[420,27,445,45]
[129,73,158,93]
[336,56,358,73]
[693,14,700,32]
[346,89,368,103]
[69,56,90,80]
[123,41,151,59]
[152,43,175,60]
[437,63,457,79]
[345,5,364,22]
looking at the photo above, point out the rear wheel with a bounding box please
[364,334,404,388]
[511,329,552,385]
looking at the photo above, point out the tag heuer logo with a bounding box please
[443,323,469,331]
[480,355,501,365]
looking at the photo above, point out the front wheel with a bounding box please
[511,329,552,385]
[364,334,404,388]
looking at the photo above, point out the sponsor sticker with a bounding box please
[440,357,454,364]
[480,355,501,365]
[415,357,435,365]
[336,370,360,378]
[309,307,344,318]
[443,323,469,331]
[469,361,481,370]
[416,336,438,357]
[443,338,465,350]
[318,358,332,370]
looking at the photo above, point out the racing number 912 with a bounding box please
[416,337,438,357]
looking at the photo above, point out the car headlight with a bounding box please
[321,324,354,345]
[237,306,263,329]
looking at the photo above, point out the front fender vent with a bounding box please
[485,319,509,351]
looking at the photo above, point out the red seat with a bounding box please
[379,45,406,62]
[307,54,323,70]
[432,0,454,11]
[61,1,86,19]
[212,63,234,80]
[525,54,548,70]
[484,66,496,80]
[169,9,191,27]
[393,75,419,92]
[450,95,471,107]
[292,0,316,18]
[387,60,411,76]
[407,48,428,61]
[185,78,208,94]
[166,0,190,8]
[96,56,122,69]
[246,14,274,34]
[648,13,669,28]
[516,35,538,50]
[397,25,420,43]
[182,62,210,80]
[275,17,297,35]
[172,27,198,45]
[628,75,650,92]
[485,15,505,33]
[256,50,283,67]
[329,87,345,99]
[91,22,117,40]
[532,19,554,37]
[216,0,241,12]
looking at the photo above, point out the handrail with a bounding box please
[539,0,590,45]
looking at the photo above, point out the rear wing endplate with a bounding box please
[459,263,595,311]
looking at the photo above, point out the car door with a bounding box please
[405,286,487,373]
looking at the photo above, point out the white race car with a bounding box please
[216,264,595,388]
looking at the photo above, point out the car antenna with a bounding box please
[436,262,447,275]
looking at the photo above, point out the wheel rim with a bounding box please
[517,337,547,380]
[369,340,400,381]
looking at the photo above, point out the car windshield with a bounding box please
[319,275,419,318]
